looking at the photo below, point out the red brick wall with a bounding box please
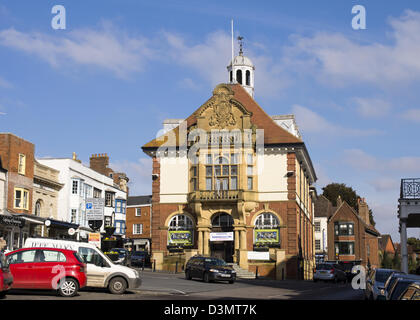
[0,134,34,214]
[126,205,151,239]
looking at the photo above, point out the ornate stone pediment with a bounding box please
[197,84,252,130]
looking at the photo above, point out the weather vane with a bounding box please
[237,36,244,55]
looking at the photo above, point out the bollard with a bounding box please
[175,261,178,274]
[282,268,284,280]
[142,258,145,271]
[153,259,156,272]
[255,266,259,279]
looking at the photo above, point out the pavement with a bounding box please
[1,268,364,300]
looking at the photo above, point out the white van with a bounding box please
[24,238,141,294]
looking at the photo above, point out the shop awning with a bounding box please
[0,213,26,228]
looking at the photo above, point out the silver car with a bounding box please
[313,263,347,283]
[364,268,398,300]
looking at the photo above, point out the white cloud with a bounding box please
[353,97,392,118]
[291,105,382,137]
[164,31,291,98]
[284,10,420,86]
[110,158,152,195]
[0,26,154,78]
[400,108,420,123]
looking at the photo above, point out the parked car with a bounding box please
[24,238,141,294]
[109,248,129,266]
[337,260,362,282]
[0,251,13,297]
[364,268,398,300]
[386,274,420,300]
[185,256,236,284]
[398,281,420,300]
[6,247,87,297]
[313,263,347,283]
[383,271,406,299]
[129,251,150,267]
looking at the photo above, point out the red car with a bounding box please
[6,247,87,297]
[0,252,13,297]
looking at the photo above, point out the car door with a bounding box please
[32,249,67,289]
[78,247,108,288]
[7,249,37,289]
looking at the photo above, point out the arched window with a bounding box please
[246,70,250,86]
[35,200,42,216]
[254,213,281,248]
[236,69,242,84]
[168,214,193,231]
[255,213,279,229]
[168,214,194,249]
[212,212,234,228]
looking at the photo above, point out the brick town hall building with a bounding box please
[142,47,318,280]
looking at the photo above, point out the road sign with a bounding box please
[85,198,105,221]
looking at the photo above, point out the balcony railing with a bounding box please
[400,178,420,199]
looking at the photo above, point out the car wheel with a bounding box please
[203,272,210,283]
[229,280,235,284]
[109,277,127,295]
[185,270,192,280]
[58,278,79,297]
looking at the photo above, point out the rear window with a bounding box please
[317,264,333,270]
[391,281,412,300]
[376,270,394,283]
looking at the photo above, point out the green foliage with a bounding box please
[369,209,376,227]
[407,237,420,250]
[322,183,359,210]
[381,251,393,269]
[392,253,401,270]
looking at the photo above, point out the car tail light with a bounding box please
[329,269,334,274]
[79,264,86,273]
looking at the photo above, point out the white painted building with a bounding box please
[38,157,127,238]
[314,195,333,263]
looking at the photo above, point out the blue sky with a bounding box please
[1,1,420,242]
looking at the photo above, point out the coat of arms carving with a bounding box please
[209,91,236,128]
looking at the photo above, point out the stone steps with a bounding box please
[228,263,256,279]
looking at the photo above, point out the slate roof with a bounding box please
[127,195,152,206]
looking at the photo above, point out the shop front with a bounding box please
[0,213,25,251]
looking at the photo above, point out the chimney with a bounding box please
[89,153,109,175]
[358,197,370,225]
[337,195,343,207]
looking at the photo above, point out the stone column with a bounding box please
[198,230,203,255]
[234,229,240,251]
[240,229,247,250]
[400,219,409,274]
[203,230,210,256]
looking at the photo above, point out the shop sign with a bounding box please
[210,232,234,242]
[254,229,279,244]
[0,215,25,228]
[248,251,270,260]
[168,230,192,245]
[88,232,101,248]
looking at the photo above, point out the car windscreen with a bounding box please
[204,258,226,266]
[376,270,394,283]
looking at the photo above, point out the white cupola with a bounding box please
[227,36,255,98]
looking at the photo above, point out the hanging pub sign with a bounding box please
[168,230,192,246]
[254,229,279,244]
[0,215,25,228]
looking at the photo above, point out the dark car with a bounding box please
[387,274,420,300]
[365,268,399,300]
[399,282,420,300]
[129,251,150,267]
[185,256,236,284]
[313,263,347,283]
[383,271,406,298]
